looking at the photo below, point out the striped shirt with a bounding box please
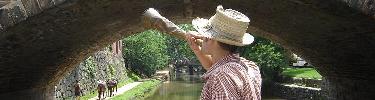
[200,54,262,100]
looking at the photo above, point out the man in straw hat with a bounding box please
[186,5,261,100]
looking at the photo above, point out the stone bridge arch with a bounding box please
[0,0,374,99]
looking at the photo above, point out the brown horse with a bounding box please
[74,81,83,100]
[106,79,117,97]
[112,79,118,92]
[97,81,106,100]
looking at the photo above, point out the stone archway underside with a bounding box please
[0,0,374,99]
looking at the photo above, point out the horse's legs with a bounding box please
[110,87,112,96]
[103,90,106,98]
[110,87,113,96]
[108,87,111,96]
[109,88,111,97]
[109,87,111,97]
[98,91,101,100]
[112,87,114,96]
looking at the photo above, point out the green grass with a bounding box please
[81,89,98,100]
[111,79,162,100]
[282,68,322,79]
[117,71,142,88]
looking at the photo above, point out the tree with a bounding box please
[240,37,288,81]
[165,24,197,64]
[122,30,170,77]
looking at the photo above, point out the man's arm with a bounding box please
[186,31,213,70]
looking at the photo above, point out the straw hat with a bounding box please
[192,5,254,46]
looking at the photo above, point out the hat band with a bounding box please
[205,25,243,43]
[212,25,243,39]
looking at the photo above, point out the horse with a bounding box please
[112,79,118,92]
[106,79,118,97]
[97,80,106,100]
[74,81,83,100]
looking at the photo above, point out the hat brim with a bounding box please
[192,18,254,46]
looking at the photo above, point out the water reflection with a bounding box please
[146,67,284,100]
[145,72,203,100]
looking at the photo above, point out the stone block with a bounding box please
[8,1,27,24]
[0,6,14,29]
[274,83,324,99]
[52,0,66,5]
[56,91,61,97]
[21,0,41,16]
[0,1,10,7]
[37,0,54,10]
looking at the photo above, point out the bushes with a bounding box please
[165,24,197,63]
[123,24,197,77]
[240,37,289,81]
[83,56,97,78]
[123,30,170,77]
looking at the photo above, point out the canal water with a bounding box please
[145,67,284,100]
[145,72,204,100]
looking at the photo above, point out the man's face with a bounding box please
[201,37,213,55]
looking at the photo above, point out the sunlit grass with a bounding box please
[282,68,322,79]
[81,90,98,100]
[111,79,161,100]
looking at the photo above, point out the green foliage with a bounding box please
[282,68,322,79]
[240,37,289,81]
[83,56,97,78]
[165,24,197,62]
[80,90,98,100]
[123,30,170,77]
[111,79,161,100]
[127,70,141,81]
[108,64,116,78]
[122,24,197,77]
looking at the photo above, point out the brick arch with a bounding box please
[0,0,374,99]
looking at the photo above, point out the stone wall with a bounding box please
[271,77,324,99]
[54,47,128,99]
[321,77,375,100]
[340,0,375,18]
[280,77,322,88]
[0,0,67,31]
[273,83,325,100]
